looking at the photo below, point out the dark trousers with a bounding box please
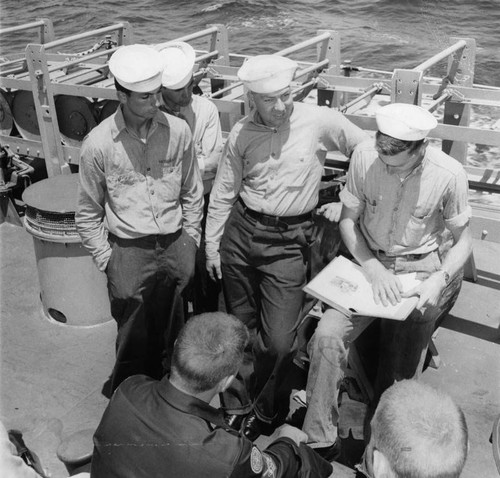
[303,249,463,446]
[193,193,221,314]
[106,229,197,392]
[220,200,314,422]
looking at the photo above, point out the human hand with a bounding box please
[366,263,404,306]
[194,142,203,157]
[317,202,342,223]
[206,254,222,281]
[401,271,446,311]
[271,424,308,446]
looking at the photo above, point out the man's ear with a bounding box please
[116,90,128,105]
[372,449,395,478]
[246,91,255,110]
[418,138,429,156]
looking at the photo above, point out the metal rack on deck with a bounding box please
[1,21,499,241]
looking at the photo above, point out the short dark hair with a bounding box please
[171,313,249,393]
[114,79,131,96]
[371,380,468,478]
[376,131,424,156]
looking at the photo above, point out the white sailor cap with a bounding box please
[238,55,298,94]
[158,42,196,89]
[376,103,438,141]
[109,44,163,93]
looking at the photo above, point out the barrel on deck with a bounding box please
[22,174,111,326]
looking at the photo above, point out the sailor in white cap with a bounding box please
[158,41,223,314]
[76,44,203,394]
[304,101,472,457]
[204,54,368,443]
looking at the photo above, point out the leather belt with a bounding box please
[238,197,312,229]
[375,249,432,260]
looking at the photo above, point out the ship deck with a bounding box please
[1,220,499,477]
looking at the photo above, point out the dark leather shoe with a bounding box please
[243,412,267,441]
[224,413,246,432]
[312,440,341,462]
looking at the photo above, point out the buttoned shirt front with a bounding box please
[340,140,471,255]
[205,102,368,260]
[76,107,203,271]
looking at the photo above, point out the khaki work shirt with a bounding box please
[340,140,472,255]
[205,102,368,260]
[76,107,203,271]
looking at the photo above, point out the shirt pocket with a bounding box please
[402,206,438,247]
[159,163,182,202]
[283,152,314,189]
[107,171,145,211]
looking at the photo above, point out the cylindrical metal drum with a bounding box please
[22,174,111,327]
[55,95,97,146]
[11,90,41,141]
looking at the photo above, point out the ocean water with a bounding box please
[2,0,499,85]
[1,0,500,202]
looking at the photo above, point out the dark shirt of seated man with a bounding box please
[91,312,332,478]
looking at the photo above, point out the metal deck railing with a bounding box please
[1,20,499,241]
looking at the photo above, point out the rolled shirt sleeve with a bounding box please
[443,166,472,230]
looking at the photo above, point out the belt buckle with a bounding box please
[264,214,288,230]
[275,217,289,230]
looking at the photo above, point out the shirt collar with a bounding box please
[158,379,226,427]
[110,106,170,139]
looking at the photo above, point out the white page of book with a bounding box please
[304,255,422,320]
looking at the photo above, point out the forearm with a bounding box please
[201,149,221,177]
[439,226,473,277]
[76,217,111,272]
[204,200,231,261]
[181,145,204,246]
[339,216,384,276]
[75,177,111,272]
[181,201,203,246]
[265,438,332,478]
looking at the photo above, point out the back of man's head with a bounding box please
[171,312,249,394]
[369,380,468,478]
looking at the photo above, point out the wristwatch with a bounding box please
[436,269,450,285]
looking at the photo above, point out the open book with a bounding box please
[304,255,422,320]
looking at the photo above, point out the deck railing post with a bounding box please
[392,69,423,105]
[316,30,340,108]
[442,37,476,165]
[38,18,55,44]
[210,24,234,131]
[25,44,68,176]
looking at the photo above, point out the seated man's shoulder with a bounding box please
[351,139,378,163]
[354,138,377,153]
[427,146,467,176]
